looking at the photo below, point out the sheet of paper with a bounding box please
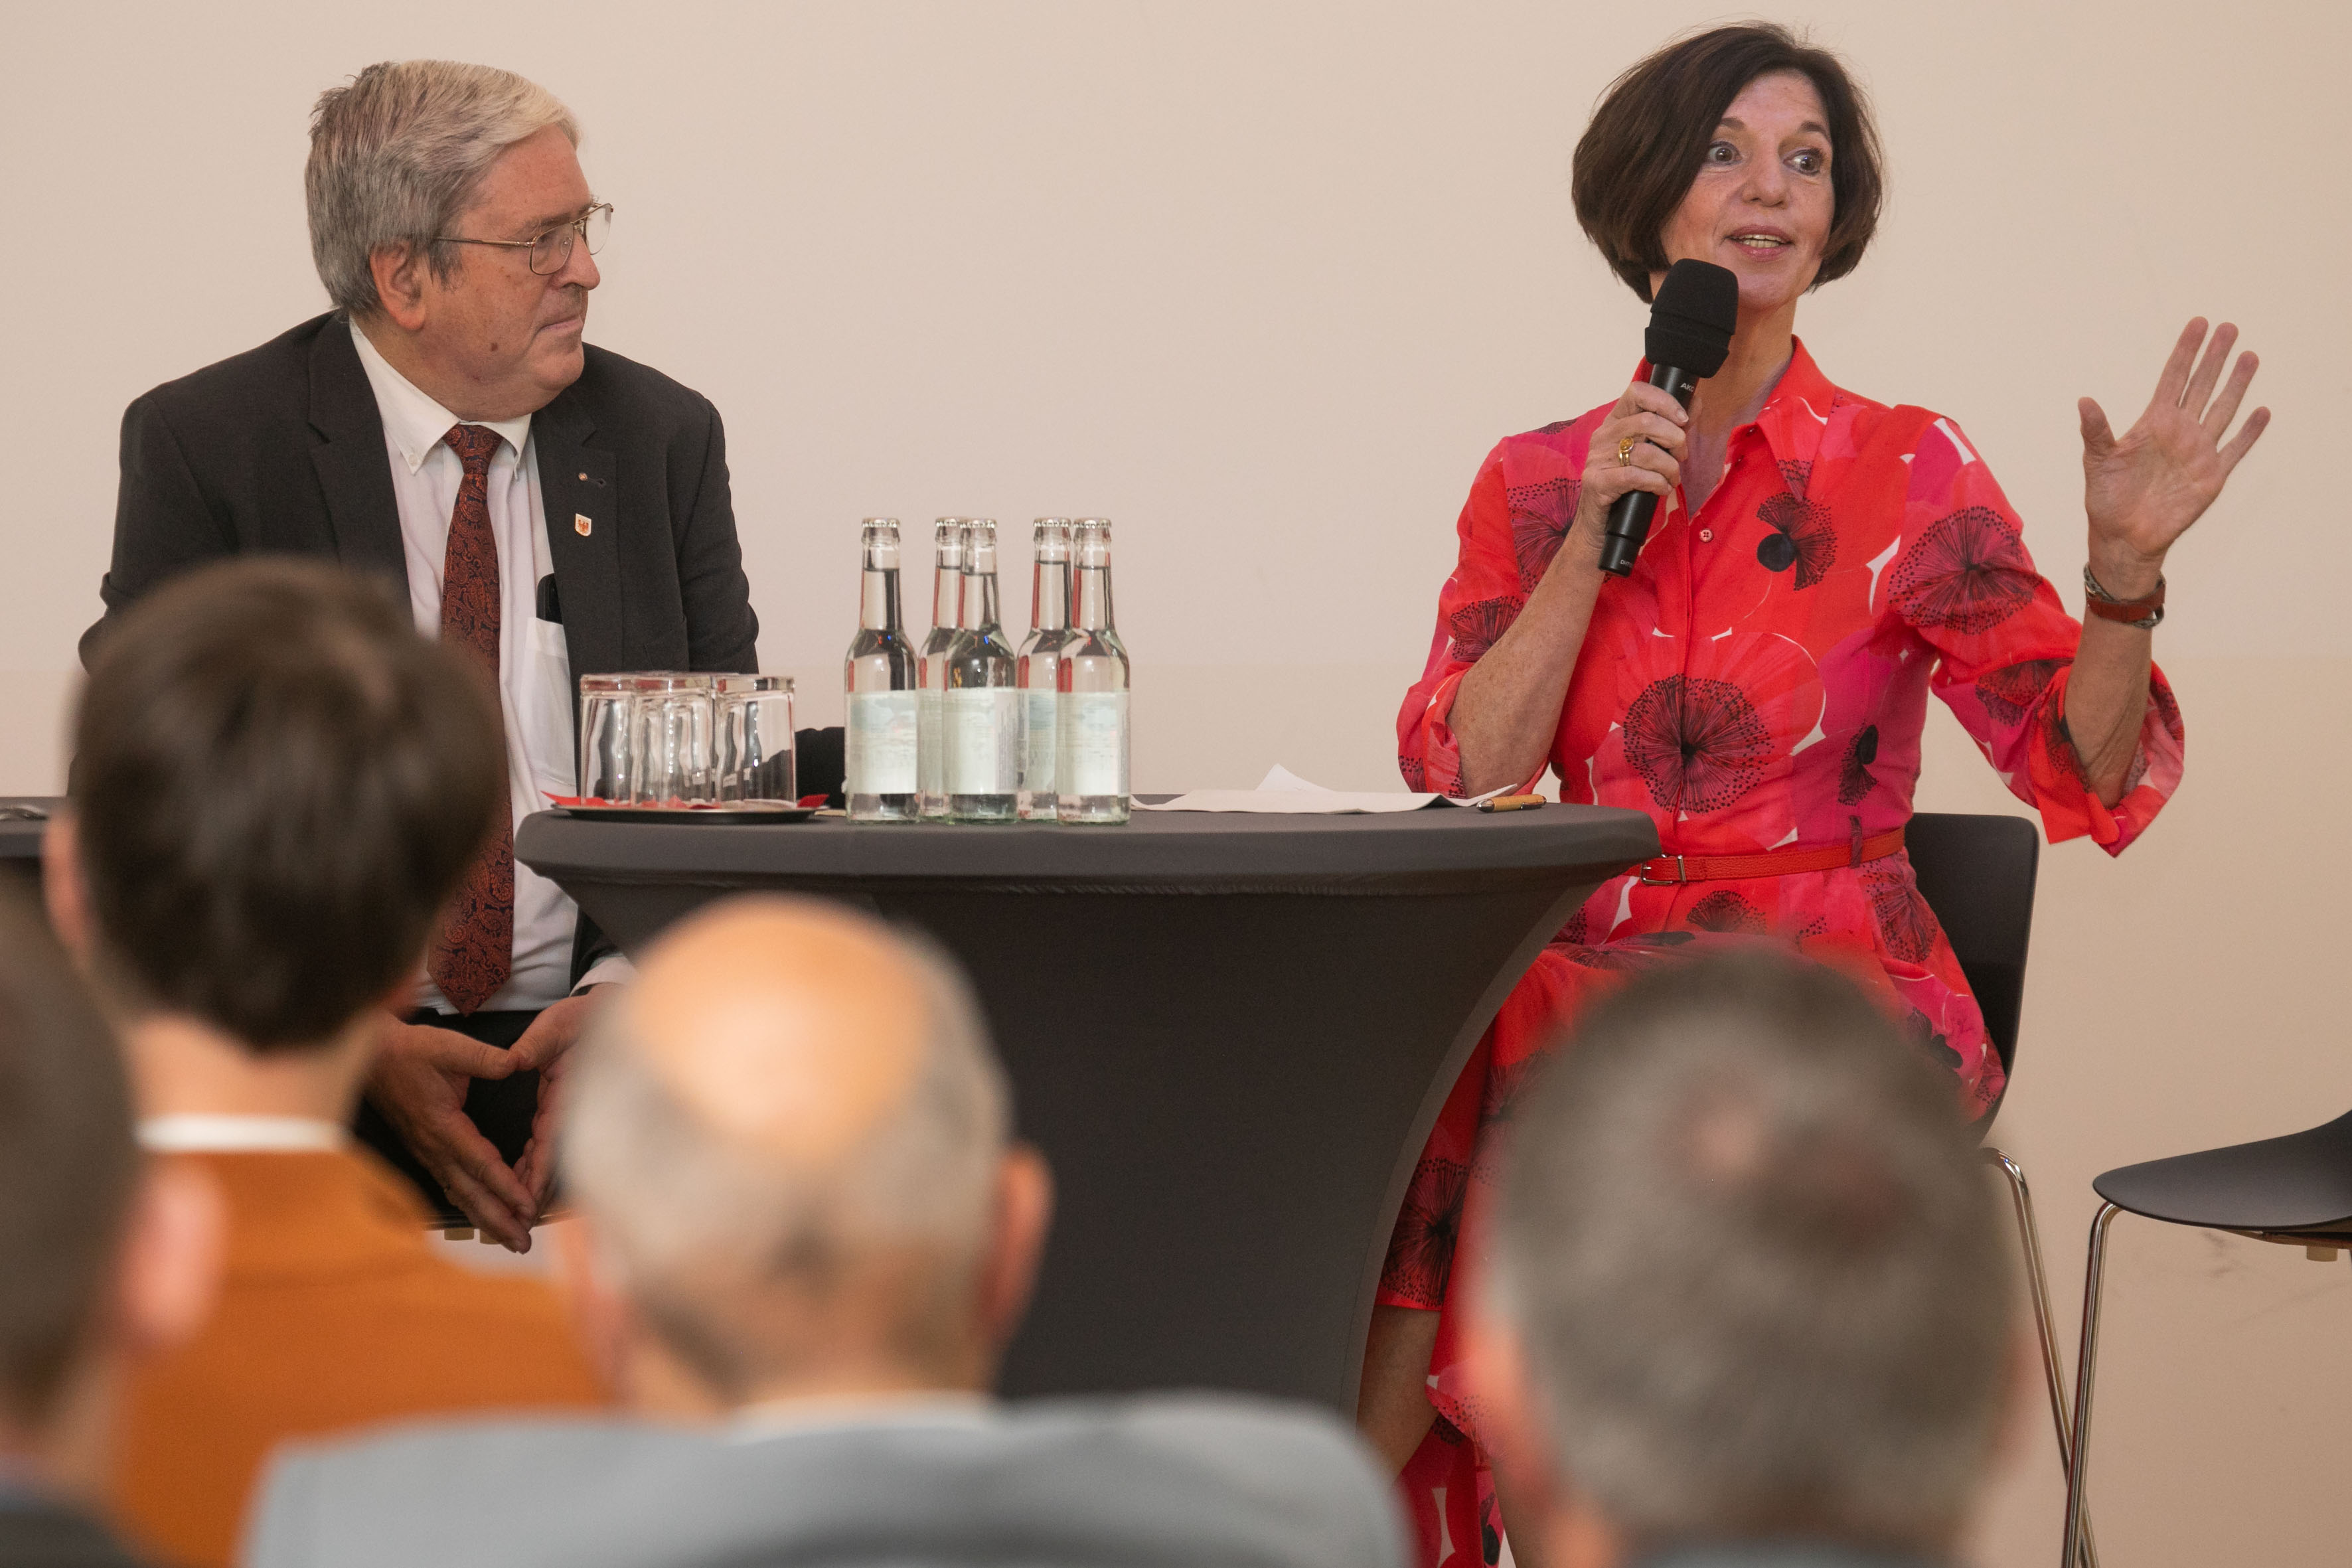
[1133,765,1505,814]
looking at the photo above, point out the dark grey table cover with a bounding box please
[0,800,56,867]
[518,801,1656,1415]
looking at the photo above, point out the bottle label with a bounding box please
[1022,690,1059,794]
[917,688,943,797]
[846,692,918,795]
[1060,690,1129,798]
[947,688,1022,795]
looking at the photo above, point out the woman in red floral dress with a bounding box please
[1362,24,2272,1568]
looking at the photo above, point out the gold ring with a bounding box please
[1617,437,1637,465]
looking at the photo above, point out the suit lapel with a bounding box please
[534,390,624,676]
[306,320,408,593]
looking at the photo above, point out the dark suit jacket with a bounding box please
[85,311,758,678]
[0,1496,151,1568]
[87,313,761,980]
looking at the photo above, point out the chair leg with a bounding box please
[1986,1149,2099,1568]
[2061,1202,2122,1568]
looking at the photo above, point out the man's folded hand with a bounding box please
[366,1016,538,1251]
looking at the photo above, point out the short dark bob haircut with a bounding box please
[1572,23,1884,302]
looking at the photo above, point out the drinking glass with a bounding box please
[576,674,633,803]
[714,674,797,802]
[627,674,717,805]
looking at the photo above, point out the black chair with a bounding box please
[1905,813,2097,1568]
[2059,1095,2352,1565]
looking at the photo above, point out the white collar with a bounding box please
[137,1115,347,1154]
[726,1391,993,1445]
[347,318,532,474]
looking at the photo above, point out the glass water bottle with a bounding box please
[1016,518,1073,821]
[1057,518,1131,824]
[844,519,917,822]
[916,519,969,821]
[945,519,1020,822]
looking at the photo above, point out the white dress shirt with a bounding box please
[727,1392,992,1445]
[139,1115,347,1154]
[350,321,629,1012]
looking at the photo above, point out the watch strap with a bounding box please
[2082,565,2165,630]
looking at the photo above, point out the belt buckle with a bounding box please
[1638,854,1687,887]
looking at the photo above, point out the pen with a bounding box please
[1476,794,1547,813]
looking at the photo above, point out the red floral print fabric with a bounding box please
[1381,342,2181,1565]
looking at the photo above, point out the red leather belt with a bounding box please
[1638,825,1906,887]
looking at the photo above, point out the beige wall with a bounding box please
[4,3,2347,1561]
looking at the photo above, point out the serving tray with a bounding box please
[546,797,817,824]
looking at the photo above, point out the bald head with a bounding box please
[562,898,1016,1401]
[618,901,937,1169]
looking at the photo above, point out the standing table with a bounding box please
[520,803,1654,1416]
[0,801,54,879]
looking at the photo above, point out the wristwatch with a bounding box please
[2082,565,2164,631]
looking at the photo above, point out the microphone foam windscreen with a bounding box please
[1644,260,1741,378]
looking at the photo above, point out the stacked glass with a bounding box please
[714,674,798,803]
[574,672,795,806]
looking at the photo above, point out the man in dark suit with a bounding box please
[0,893,218,1568]
[85,60,760,1249]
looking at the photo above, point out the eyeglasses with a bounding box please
[435,202,613,275]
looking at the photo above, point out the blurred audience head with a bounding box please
[1475,951,2012,1567]
[51,558,503,1054]
[0,890,215,1492]
[560,897,1051,1412]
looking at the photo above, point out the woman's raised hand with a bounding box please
[2078,318,2270,595]
[1571,380,1691,556]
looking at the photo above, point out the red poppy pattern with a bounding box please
[1508,477,1580,590]
[1890,505,2039,633]
[1620,674,1775,811]
[1686,888,1766,933]
[1445,595,1526,664]
[1382,343,2183,1567]
[1757,487,1838,587]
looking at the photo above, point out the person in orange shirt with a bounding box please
[43,558,605,1568]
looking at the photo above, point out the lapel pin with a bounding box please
[574,514,593,537]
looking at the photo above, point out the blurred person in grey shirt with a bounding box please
[1467,952,2018,1568]
[246,896,1404,1568]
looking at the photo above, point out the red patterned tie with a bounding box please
[428,424,513,1013]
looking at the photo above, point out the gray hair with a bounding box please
[306,60,578,315]
[561,924,1011,1395]
[1490,952,2011,1556]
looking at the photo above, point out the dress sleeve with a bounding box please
[1395,444,1537,797]
[1891,418,2183,854]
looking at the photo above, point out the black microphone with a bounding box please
[1597,260,1741,578]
